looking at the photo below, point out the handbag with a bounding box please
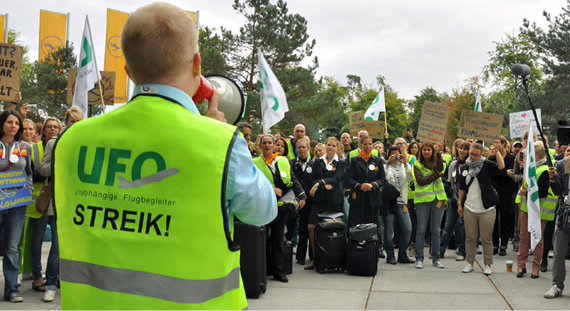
[35,183,52,215]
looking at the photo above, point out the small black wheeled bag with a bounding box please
[346,223,378,276]
[314,212,346,273]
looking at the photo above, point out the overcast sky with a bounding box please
[3,0,567,100]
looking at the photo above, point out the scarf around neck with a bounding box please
[360,150,372,160]
[465,157,485,177]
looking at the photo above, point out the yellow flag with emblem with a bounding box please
[104,8,129,104]
[38,10,68,61]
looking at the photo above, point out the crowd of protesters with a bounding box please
[237,121,570,298]
[0,94,568,303]
[0,93,83,303]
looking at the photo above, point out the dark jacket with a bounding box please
[459,160,500,209]
[272,160,307,202]
[488,153,517,193]
[346,155,386,227]
[311,157,345,208]
[290,158,314,197]
[382,183,401,216]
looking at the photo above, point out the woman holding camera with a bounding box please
[383,146,414,264]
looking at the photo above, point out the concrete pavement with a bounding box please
[2,243,570,310]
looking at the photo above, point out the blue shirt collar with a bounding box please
[132,84,200,114]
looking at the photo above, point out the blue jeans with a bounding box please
[415,200,444,262]
[0,206,26,298]
[31,215,59,289]
[383,203,412,261]
[439,201,466,257]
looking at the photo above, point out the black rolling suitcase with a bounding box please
[234,221,267,299]
[314,212,346,273]
[346,223,378,276]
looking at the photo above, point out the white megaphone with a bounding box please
[192,75,246,125]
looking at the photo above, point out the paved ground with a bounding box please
[2,243,570,310]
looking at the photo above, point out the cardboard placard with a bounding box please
[458,110,503,142]
[67,68,116,105]
[349,111,365,136]
[0,44,23,102]
[416,101,450,143]
[509,109,541,138]
[365,120,385,139]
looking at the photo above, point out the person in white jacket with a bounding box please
[383,145,414,264]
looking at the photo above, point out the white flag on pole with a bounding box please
[73,16,100,118]
[364,87,386,121]
[524,119,542,250]
[258,48,289,133]
[474,90,482,112]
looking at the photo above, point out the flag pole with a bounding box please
[86,15,106,114]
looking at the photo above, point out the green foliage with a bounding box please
[521,1,570,133]
[20,45,77,121]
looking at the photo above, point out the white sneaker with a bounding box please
[415,260,424,269]
[433,260,445,269]
[548,250,554,258]
[544,285,563,299]
[463,263,474,273]
[43,290,56,302]
[484,265,493,275]
[456,255,465,261]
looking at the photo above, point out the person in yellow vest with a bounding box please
[515,141,559,279]
[53,3,277,309]
[29,117,62,296]
[458,141,505,276]
[286,124,309,160]
[254,134,306,282]
[17,119,39,281]
[413,141,446,269]
[34,109,80,303]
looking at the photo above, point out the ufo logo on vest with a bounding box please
[77,146,179,188]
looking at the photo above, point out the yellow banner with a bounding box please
[186,11,198,27]
[104,8,129,104]
[0,15,5,43]
[38,10,67,61]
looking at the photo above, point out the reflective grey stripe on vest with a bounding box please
[32,143,41,166]
[414,188,446,198]
[541,207,555,214]
[61,259,240,304]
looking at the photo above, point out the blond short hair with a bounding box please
[65,106,84,124]
[534,141,546,160]
[122,3,198,84]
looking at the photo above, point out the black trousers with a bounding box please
[268,204,290,276]
[542,219,556,262]
[493,191,515,247]
[295,201,312,263]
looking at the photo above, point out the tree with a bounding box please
[20,45,77,121]
[522,1,570,132]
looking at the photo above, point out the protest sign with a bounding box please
[509,109,541,138]
[349,111,365,136]
[416,101,450,143]
[0,169,32,211]
[365,120,385,139]
[0,43,23,102]
[67,68,116,105]
[458,110,503,142]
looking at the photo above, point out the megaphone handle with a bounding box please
[205,89,226,123]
